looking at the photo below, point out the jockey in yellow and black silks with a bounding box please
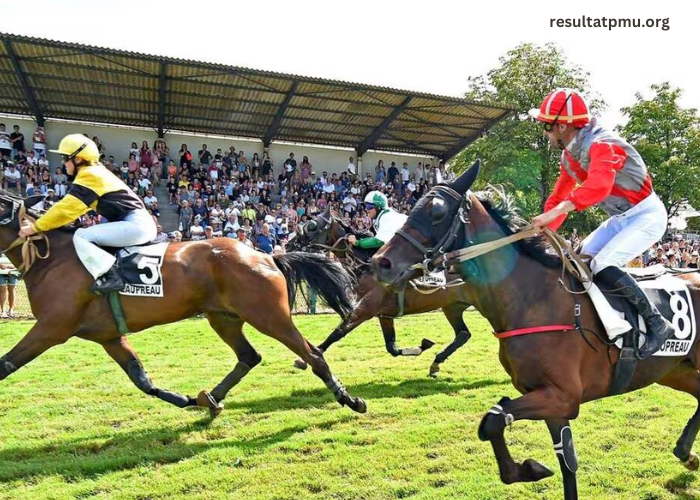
[18,134,156,294]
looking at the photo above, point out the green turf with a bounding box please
[0,312,698,499]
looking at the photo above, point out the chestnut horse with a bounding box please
[0,191,366,416]
[287,206,473,377]
[372,161,700,500]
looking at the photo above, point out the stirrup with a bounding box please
[91,269,125,295]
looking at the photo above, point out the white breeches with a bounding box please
[73,210,157,279]
[580,193,667,275]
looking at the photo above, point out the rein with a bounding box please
[397,187,592,293]
[0,205,51,275]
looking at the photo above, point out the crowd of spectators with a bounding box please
[0,123,455,254]
[2,122,698,261]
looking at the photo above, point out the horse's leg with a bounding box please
[0,321,72,380]
[294,317,353,370]
[294,292,376,370]
[477,385,581,487]
[379,317,435,357]
[429,304,471,377]
[246,311,366,414]
[206,312,261,405]
[658,361,700,470]
[546,418,579,500]
[101,336,198,410]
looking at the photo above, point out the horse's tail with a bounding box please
[273,252,356,318]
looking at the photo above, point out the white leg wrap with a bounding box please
[587,282,633,340]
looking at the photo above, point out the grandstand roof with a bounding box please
[0,33,513,160]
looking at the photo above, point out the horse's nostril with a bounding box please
[378,257,392,270]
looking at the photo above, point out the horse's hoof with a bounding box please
[429,362,440,377]
[197,390,224,418]
[351,397,367,414]
[683,451,700,471]
[294,358,308,370]
[421,339,436,351]
[522,459,554,482]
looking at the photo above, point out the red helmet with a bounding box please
[528,89,590,128]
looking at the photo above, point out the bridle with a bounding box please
[390,185,473,286]
[386,185,592,293]
[0,198,50,274]
[298,211,369,270]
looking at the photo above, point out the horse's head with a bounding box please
[0,191,44,230]
[289,205,348,252]
[373,160,482,289]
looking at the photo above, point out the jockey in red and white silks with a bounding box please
[529,88,673,358]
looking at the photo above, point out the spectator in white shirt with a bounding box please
[32,126,47,157]
[0,124,11,159]
[3,163,21,194]
[347,156,356,179]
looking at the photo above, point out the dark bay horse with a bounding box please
[0,191,366,417]
[372,161,700,499]
[287,206,473,377]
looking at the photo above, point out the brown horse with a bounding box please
[372,161,700,500]
[287,206,473,377]
[0,191,367,416]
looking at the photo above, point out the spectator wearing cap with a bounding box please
[31,126,46,157]
[168,231,183,243]
[190,216,206,240]
[236,227,253,248]
[143,190,160,218]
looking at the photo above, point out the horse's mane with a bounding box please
[474,186,561,269]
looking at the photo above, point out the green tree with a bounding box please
[616,82,700,221]
[453,42,607,234]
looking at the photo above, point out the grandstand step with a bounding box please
[153,184,179,232]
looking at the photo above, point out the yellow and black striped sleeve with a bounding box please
[34,192,91,232]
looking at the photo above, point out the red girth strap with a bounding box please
[494,325,576,339]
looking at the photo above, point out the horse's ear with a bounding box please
[450,159,481,194]
[324,204,332,217]
[24,195,45,210]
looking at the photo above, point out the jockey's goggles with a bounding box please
[542,92,574,133]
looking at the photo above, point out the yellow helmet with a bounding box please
[49,134,100,164]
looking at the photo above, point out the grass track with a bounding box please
[0,312,699,500]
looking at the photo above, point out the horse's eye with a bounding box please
[428,198,448,222]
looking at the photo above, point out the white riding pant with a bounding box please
[73,210,157,280]
[581,193,667,275]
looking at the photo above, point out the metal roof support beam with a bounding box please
[3,38,45,125]
[262,81,298,147]
[156,62,168,137]
[356,96,413,156]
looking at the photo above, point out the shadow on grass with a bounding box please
[0,414,355,483]
[224,376,509,414]
[665,472,700,499]
[0,377,506,483]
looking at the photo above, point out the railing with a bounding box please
[0,281,333,320]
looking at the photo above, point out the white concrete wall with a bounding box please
[1,114,437,176]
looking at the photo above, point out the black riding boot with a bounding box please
[596,266,675,358]
[91,267,125,295]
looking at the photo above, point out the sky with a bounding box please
[1,0,696,129]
